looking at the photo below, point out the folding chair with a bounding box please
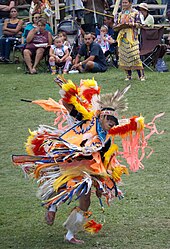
[22,46,50,73]
[12,38,23,63]
[140,26,164,71]
[105,43,119,68]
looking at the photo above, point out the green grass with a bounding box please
[0,61,170,249]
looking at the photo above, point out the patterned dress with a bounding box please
[115,8,143,70]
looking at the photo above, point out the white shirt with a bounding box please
[51,44,68,57]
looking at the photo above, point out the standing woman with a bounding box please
[114,0,145,81]
[0,7,23,62]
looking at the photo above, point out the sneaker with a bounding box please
[68,69,79,74]
[45,210,56,225]
[124,77,132,81]
[0,57,5,62]
[4,58,10,63]
[140,76,146,81]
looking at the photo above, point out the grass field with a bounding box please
[0,60,170,249]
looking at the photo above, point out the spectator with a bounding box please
[71,32,107,73]
[29,0,53,21]
[95,25,116,55]
[103,13,116,37]
[29,0,45,17]
[0,0,15,19]
[114,0,145,81]
[137,0,160,23]
[22,13,53,44]
[23,18,52,74]
[103,13,119,66]
[0,7,23,62]
[49,35,72,75]
[58,31,71,49]
[139,2,154,26]
[65,0,84,24]
[83,0,106,32]
[0,0,15,36]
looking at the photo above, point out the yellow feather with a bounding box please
[103,144,118,167]
[136,116,145,130]
[25,129,37,155]
[62,81,76,91]
[112,165,129,182]
[70,96,94,120]
[82,78,96,87]
[53,174,79,191]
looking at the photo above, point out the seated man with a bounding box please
[71,32,107,73]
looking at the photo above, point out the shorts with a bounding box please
[82,62,107,73]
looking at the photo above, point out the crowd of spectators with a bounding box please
[0,0,169,74]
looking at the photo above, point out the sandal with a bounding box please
[30,68,37,74]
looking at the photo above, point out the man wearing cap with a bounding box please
[139,2,154,26]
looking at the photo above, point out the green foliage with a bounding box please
[0,62,170,249]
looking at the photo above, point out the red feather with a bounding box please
[109,116,138,136]
[82,88,100,103]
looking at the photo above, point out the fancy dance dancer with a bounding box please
[12,76,163,244]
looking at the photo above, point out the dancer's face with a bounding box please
[99,115,117,131]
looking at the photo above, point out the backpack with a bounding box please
[155,58,169,72]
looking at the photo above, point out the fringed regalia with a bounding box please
[115,8,144,70]
[12,76,164,236]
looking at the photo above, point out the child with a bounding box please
[49,35,72,74]
[95,25,116,56]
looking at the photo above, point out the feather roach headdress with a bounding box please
[98,84,131,117]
